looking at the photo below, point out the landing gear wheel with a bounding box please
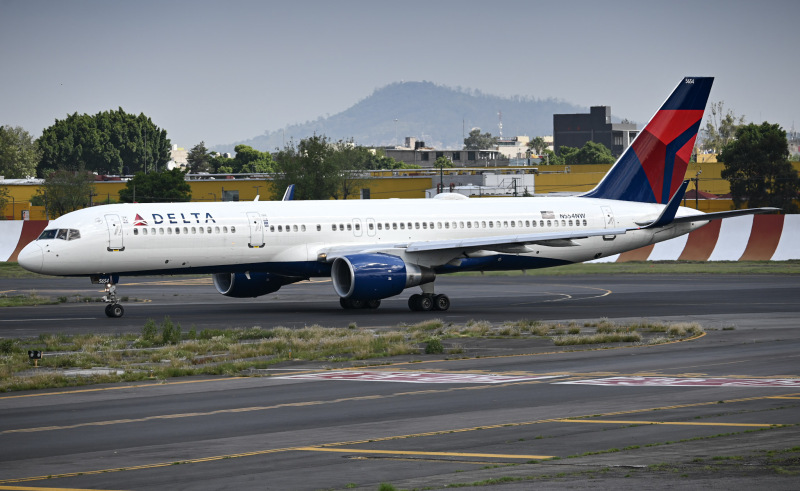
[418,295,434,311]
[408,294,422,311]
[105,303,124,318]
[433,294,450,311]
[365,299,381,309]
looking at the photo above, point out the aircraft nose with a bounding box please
[17,242,43,273]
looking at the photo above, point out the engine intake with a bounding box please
[213,272,290,298]
[331,253,434,300]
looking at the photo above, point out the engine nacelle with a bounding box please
[213,272,287,298]
[331,253,435,300]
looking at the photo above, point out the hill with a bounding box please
[212,81,593,153]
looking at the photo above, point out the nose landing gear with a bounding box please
[100,279,124,318]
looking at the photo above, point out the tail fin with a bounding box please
[582,77,713,204]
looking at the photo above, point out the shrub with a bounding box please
[425,337,444,354]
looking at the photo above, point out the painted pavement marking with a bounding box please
[278,370,562,384]
[556,376,800,387]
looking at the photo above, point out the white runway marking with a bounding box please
[557,376,800,387]
[279,370,561,384]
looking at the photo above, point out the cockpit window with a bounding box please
[56,229,68,240]
[38,229,57,240]
[67,229,81,240]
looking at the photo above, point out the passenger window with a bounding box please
[293,225,298,232]
[332,224,337,231]
[459,221,464,228]
[278,225,283,232]
[532,221,536,227]
[569,220,573,226]
[489,221,493,228]
[175,228,180,235]
[133,228,139,236]
[429,222,434,229]
[369,223,374,230]
[199,227,204,234]
[561,220,566,227]
[347,224,352,231]
[378,223,383,230]
[215,227,220,233]
[583,219,588,226]
[143,228,148,235]
[301,225,306,232]
[317,224,321,231]
[393,223,397,230]
[340,223,345,230]
[206,227,212,234]
[167,227,173,234]
[231,226,236,233]
[400,223,405,230]
[510,221,515,228]
[354,223,360,231]
[546,220,551,227]
[540,220,544,227]
[222,226,227,233]
[415,223,420,229]
[184,227,189,234]
[191,227,196,234]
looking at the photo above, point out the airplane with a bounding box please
[17,77,778,318]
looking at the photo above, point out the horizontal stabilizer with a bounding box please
[671,207,781,224]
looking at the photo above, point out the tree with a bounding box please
[187,141,213,173]
[527,136,547,156]
[232,145,276,173]
[273,135,340,200]
[701,101,745,154]
[561,141,615,165]
[38,109,171,175]
[118,168,192,203]
[0,125,40,178]
[539,149,561,165]
[434,156,455,169]
[35,167,96,218]
[463,128,496,150]
[719,122,800,213]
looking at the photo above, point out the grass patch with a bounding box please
[0,317,709,392]
[0,291,61,307]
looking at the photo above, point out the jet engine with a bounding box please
[331,253,434,300]
[213,272,292,298]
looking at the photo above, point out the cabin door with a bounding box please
[247,212,265,248]
[104,214,124,251]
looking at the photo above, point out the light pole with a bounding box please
[253,185,262,199]
[394,118,398,146]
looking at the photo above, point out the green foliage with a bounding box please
[34,167,96,218]
[142,319,158,343]
[463,128,496,150]
[272,135,376,200]
[118,168,192,203]
[701,101,745,154]
[424,337,444,354]
[719,122,800,212]
[0,338,19,354]
[434,156,455,169]
[187,141,213,173]
[561,141,615,165]
[539,148,561,165]
[0,125,40,178]
[160,316,182,345]
[527,136,548,155]
[37,108,171,175]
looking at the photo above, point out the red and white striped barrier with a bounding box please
[0,220,49,262]
[596,215,800,262]
[1,216,798,263]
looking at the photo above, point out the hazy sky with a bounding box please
[2,0,798,148]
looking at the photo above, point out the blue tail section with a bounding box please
[582,77,713,204]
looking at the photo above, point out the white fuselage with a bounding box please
[18,196,708,277]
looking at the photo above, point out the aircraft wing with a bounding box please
[317,226,629,261]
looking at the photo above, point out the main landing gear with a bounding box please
[408,293,450,312]
[102,280,124,318]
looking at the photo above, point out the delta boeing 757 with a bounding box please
[17,77,777,317]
